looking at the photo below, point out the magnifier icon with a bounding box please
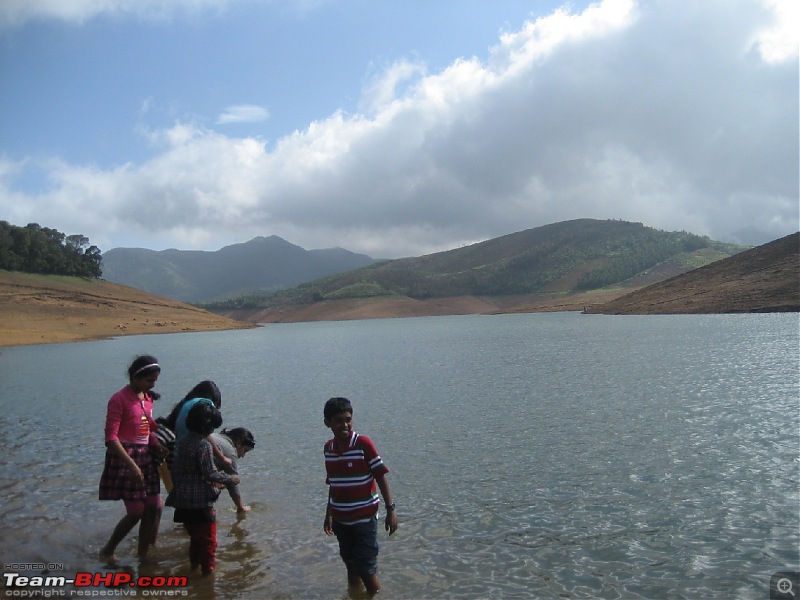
[778,578,796,596]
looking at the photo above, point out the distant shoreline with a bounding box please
[218,291,619,325]
[0,270,623,347]
[0,291,606,348]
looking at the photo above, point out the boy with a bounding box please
[323,397,398,595]
[166,402,239,575]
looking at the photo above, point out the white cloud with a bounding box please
[751,0,799,63]
[217,105,270,125]
[360,61,427,116]
[1,0,797,257]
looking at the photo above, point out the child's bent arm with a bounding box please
[208,435,233,467]
[199,442,236,486]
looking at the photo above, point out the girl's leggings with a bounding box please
[184,522,217,574]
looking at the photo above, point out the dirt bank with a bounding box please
[0,271,254,347]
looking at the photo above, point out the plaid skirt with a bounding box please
[99,443,160,502]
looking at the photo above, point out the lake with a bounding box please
[0,312,798,599]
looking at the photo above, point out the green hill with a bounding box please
[202,219,747,313]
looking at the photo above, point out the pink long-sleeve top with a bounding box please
[104,385,159,446]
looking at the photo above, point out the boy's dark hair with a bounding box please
[324,397,353,420]
[185,402,223,437]
[222,427,256,449]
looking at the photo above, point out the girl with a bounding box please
[164,380,231,467]
[166,402,238,575]
[211,427,256,513]
[164,380,222,437]
[99,355,167,562]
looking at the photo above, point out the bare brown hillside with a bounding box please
[589,232,799,314]
[0,271,254,347]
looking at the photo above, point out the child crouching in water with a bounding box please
[166,402,239,575]
[323,397,398,595]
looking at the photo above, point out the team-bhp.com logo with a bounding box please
[3,569,188,597]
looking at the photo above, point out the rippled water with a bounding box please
[1,312,798,599]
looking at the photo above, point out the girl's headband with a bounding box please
[134,363,160,377]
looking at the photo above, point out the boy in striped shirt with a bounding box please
[323,397,398,595]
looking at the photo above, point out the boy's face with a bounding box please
[325,411,353,442]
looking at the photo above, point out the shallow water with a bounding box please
[0,312,798,599]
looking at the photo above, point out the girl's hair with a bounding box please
[221,427,256,449]
[127,355,160,380]
[182,380,221,406]
[185,402,222,437]
[324,397,353,420]
[164,380,221,432]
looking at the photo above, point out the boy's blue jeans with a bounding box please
[332,517,379,577]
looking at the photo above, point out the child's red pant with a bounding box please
[184,521,217,574]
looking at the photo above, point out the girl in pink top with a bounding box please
[99,355,167,562]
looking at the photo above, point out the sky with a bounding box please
[0,0,797,259]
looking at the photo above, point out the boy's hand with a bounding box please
[323,514,334,536]
[385,509,398,535]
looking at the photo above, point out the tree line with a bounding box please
[0,221,103,278]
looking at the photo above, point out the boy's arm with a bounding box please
[323,487,335,535]
[375,472,398,535]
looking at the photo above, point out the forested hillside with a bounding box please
[0,221,102,278]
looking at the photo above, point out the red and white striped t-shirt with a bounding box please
[325,431,389,524]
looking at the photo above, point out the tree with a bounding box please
[0,221,103,277]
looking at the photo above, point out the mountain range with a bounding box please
[101,236,376,303]
[199,219,748,312]
[102,219,755,310]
